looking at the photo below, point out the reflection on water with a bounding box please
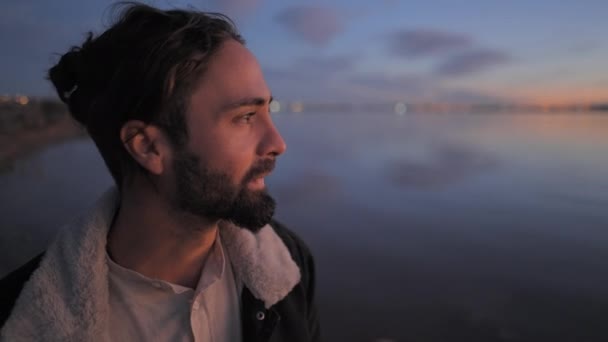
[1,113,608,341]
[385,141,497,189]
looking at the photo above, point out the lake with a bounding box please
[1,112,608,341]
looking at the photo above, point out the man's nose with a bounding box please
[258,118,287,157]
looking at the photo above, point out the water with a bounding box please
[1,112,608,341]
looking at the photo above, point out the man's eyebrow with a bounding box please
[222,95,273,111]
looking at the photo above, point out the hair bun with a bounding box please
[48,49,88,125]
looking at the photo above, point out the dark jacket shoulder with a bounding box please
[269,219,316,302]
[267,220,320,342]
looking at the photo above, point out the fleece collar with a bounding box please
[1,188,300,342]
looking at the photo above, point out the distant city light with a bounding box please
[269,99,281,113]
[17,96,29,105]
[290,102,304,113]
[394,102,407,115]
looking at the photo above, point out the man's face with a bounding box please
[167,40,286,231]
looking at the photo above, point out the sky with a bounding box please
[1,0,607,105]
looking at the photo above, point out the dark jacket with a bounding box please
[241,221,320,342]
[0,189,319,342]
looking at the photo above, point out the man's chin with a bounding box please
[225,190,276,232]
[228,209,275,232]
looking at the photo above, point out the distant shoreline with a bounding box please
[0,116,86,172]
[0,96,606,173]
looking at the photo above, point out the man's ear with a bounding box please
[120,120,171,175]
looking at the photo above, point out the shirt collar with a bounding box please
[105,230,226,295]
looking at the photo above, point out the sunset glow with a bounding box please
[0,1,606,106]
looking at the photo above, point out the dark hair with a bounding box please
[48,2,244,188]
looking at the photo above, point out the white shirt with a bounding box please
[106,234,242,342]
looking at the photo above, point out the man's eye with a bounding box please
[238,112,256,123]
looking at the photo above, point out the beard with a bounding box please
[171,149,276,232]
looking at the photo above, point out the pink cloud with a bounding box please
[435,49,511,76]
[275,6,343,46]
[388,29,473,58]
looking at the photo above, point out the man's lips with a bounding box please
[248,173,268,189]
[244,159,276,188]
[250,170,271,181]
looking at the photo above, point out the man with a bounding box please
[0,3,319,342]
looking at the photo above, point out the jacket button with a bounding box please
[256,311,265,320]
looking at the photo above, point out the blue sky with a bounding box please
[1,0,607,104]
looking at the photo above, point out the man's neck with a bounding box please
[107,185,218,289]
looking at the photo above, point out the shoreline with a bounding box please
[0,117,86,172]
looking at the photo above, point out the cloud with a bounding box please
[435,49,511,76]
[264,58,500,103]
[262,53,503,103]
[292,55,356,73]
[275,6,343,46]
[388,29,473,58]
[264,55,357,83]
[383,28,511,77]
[207,0,264,17]
[263,55,366,102]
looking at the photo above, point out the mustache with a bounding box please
[243,158,276,184]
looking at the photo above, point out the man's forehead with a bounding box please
[190,40,270,112]
[206,40,263,81]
